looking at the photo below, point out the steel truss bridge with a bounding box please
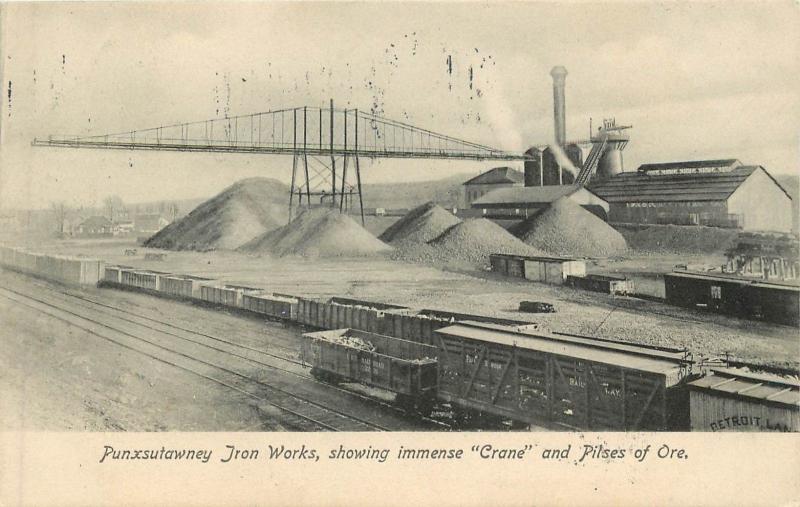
[33,100,532,224]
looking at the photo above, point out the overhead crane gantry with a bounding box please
[33,99,533,224]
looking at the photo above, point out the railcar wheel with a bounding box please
[414,396,436,418]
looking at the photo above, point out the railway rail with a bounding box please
[0,284,393,432]
[15,276,451,428]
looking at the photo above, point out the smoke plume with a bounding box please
[548,143,578,177]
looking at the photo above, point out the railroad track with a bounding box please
[0,285,391,432]
[15,276,451,429]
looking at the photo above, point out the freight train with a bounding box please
[0,247,796,432]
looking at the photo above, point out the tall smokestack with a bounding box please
[550,66,568,147]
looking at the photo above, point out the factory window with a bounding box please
[711,286,722,299]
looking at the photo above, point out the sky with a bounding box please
[0,1,798,210]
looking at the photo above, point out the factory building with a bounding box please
[461,166,524,207]
[523,67,630,187]
[589,160,793,232]
[471,184,609,220]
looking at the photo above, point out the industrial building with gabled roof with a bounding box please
[461,166,524,208]
[471,184,609,220]
[589,160,793,232]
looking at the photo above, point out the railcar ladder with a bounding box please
[575,136,607,186]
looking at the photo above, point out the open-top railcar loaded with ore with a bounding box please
[301,329,439,413]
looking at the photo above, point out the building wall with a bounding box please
[728,168,793,233]
[462,182,521,208]
[608,200,730,226]
[474,188,610,220]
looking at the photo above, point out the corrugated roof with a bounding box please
[434,322,686,381]
[638,159,741,172]
[688,368,800,407]
[472,184,583,205]
[463,166,524,186]
[589,166,758,202]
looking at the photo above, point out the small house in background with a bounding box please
[134,213,171,234]
[113,220,135,236]
[75,216,112,237]
[589,159,793,232]
[473,184,610,220]
[462,166,524,208]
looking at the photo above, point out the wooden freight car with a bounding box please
[664,271,800,326]
[0,247,104,286]
[241,292,299,320]
[200,284,261,308]
[102,265,133,284]
[566,274,634,295]
[301,329,439,412]
[432,321,691,431]
[295,296,411,333]
[159,274,214,299]
[687,368,799,432]
[490,253,586,285]
[119,269,168,291]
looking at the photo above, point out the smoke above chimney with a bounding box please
[550,66,568,147]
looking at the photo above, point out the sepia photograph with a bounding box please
[0,1,798,504]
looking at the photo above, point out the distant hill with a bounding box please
[360,173,470,210]
[775,173,799,234]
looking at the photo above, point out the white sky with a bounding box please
[0,1,798,209]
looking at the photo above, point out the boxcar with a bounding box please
[664,271,800,326]
[432,321,691,431]
[0,247,104,286]
[301,328,438,399]
[687,368,799,432]
[489,253,586,284]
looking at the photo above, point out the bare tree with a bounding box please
[103,195,125,222]
[50,201,67,236]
